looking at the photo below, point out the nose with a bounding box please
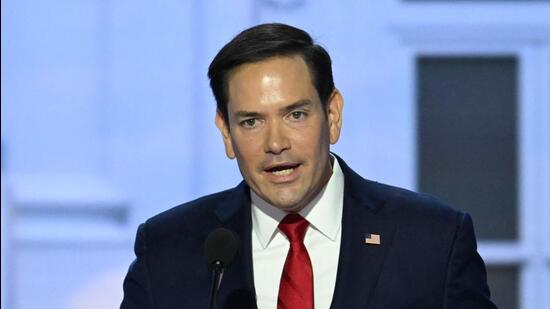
[264,120,290,155]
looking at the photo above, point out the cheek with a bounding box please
[232,135,263,164]
[294,123,328,150]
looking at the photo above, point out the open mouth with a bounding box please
[264,163,301,176]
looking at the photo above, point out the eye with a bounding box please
[240,118,258,128]
[290,111,306,120]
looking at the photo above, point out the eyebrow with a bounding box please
[233,99,313,119]
[282,99,313,114]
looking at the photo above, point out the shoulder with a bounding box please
[354,180,474,258]
[140,187,238,242]
[148,187,234,225]
[337,154,465,227]
[371,181,465,225]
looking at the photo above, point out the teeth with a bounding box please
[271,168,294,176]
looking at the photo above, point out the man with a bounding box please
[121,23,497,309]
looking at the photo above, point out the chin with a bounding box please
[269,197,306,212]
[256,185,308,211]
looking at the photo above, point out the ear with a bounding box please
[215,110,236,159]
[326,89,344,144]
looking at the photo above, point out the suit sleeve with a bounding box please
[120,223,154,309]
[443,213,497,309]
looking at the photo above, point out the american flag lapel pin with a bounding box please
[365,233,381,245]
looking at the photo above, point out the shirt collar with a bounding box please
[251,155,345,249]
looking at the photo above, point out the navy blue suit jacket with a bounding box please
[121,157,497,308]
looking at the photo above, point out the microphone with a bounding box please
[204,228,239,309]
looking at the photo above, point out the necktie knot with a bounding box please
[278,214,309,244]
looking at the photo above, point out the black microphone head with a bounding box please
[204,228,240,268]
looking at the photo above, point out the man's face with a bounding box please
[215,55,343,212]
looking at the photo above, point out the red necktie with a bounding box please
[277,214,314,309]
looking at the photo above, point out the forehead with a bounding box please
[226,56,319,112]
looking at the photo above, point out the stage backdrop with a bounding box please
[2,1,549,308]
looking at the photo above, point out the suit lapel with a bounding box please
[330,158,398,309]
[214,183,257,309]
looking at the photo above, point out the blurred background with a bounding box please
[1,0,549,308]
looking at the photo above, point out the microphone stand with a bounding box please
[207,261,223,309]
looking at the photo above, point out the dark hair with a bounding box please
[207,23,334,123]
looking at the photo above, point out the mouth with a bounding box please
[263,163,301,179]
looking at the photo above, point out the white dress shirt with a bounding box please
[251,156,344,309]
